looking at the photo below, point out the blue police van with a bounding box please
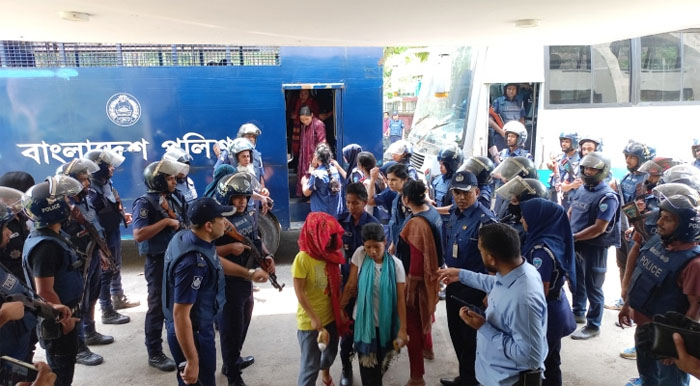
[0,43,384,251]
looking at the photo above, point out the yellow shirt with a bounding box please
[291,251,334,330]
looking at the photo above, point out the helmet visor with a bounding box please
[0,202,12,226]
[652,183,700,205]
[662,164,700,184]
[0,186,25,214]
[219,172,261,194]
[163,147,193,163]
[492,158,528,181]
[98,149,126,168]
[48,175,84,198]
[495,176,535,200]
[57,158,100,176]
[460,157,487,174]
[156,158,190,177]
[639,158,679,176]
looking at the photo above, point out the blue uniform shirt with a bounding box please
[389,194,410,248]
[498,147,532,162]
[694,159,700,170]
[388,119,404,137]
[338,211,379,281]
[307,165,343,217]
[445,202,496,272]
[172,234,212,306]
[373,188,397,214]
[458,262,548,386]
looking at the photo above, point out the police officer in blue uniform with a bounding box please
[490,83,526,152]
[58,159,129,367]
[568,152,621,340]
[237,123,267,190]
[336,182,379,386]
[494,176,548,245]
[388,111,405,144]
[164,147,199,203]
[520,198,577,386]
[163,197,231,386]
[0,174,34,282]
[385,140,418,181]
[432,144,464,213]
[491,156,538,219]
[213,172,272,386]
[692,139,700,170]
[547,132,580,210]
[84,149,141,318]
[22,175,85,386]
[440,171,497,386]
[619,186,700,386]
[608,141,655,310]
[383,164,411,253]
[132,158,191,371]
[459,156,495,210]
[497,121,532,163]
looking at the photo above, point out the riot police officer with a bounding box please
[213,172,272,386]
[237,123,266,187]
[608,141,655,310]
[22,175,85,385]
[494,176,548,244]
[440,171,497,386]
[432,144,464,213]
[163,197,230,386]
[578,135,603,158]
[547,131,580,210]
[84,149,140,316]
[58,159,129,367]
[619,186,700,385]
[491,156,538,219]
[0,173,35,282]
[497,121,532,162]
[132,158,190,371]
[163,147,198,203]
[692,139,700,170]
[384,140,418,181]
[568,152,621,340]
[459,156,495,210]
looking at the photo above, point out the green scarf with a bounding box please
[353,251,399,367]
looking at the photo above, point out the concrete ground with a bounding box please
[35,235,699,386]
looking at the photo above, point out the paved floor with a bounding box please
[32,239,699,386]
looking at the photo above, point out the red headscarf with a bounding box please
[298,212,350,335]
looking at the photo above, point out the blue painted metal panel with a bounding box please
[0,46,383,233]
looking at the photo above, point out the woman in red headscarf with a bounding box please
[292,212,350,386]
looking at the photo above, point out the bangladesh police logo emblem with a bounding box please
[533,257,543,269]
[455,174,464,182]
[192,276,203,290]
[106,93,141,127]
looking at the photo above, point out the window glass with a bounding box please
[548,46,591,104]
[640,33,682,102]
[592,40,631,103]
[682,33,700,101]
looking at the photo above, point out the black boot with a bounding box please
[340,363,352,386]
[148,352,176,372]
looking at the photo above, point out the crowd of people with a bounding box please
[1,116,700,386]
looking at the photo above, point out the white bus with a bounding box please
[408,30,700,181]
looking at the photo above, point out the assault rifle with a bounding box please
[225,226,285,291]
[69,206,117,272]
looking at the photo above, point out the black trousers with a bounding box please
[358,328,387,386]
[44,326,78,386]
[445,282,485,386]
[218,279,254,381]
[144,253,165,356]
[543,337,562,386]
[339,299,356,368]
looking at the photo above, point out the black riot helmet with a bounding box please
[491,156,538,181]
[495,176,548,203]
[459,156,495,185]
[653,184,700,243]
[22,175,83,229]
[143,159,190,193]
[579,152,611,187]
[623,140,656,172]
[437,144,463,177]
[214,172,260,206]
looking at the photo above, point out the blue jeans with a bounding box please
[297,323,339,386]
[572,243,607,329]
[99,228,125,310]
[166,320,217,386]
[389,135,402,144]
[635,327,689,386]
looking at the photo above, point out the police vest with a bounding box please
[175,180,196,203]
[0,264,38,355]
[89,180,123,231]
[163,231,225,328]
[496,97,524,122]
[570,184,621,248]
[432,175,453,208]
[218,212,260,279]
[628,235,700,318]
[22,230,83,308]
[64,198,104,258]
[136,192,187,256]
[620,172,647,204]
[389,119,403,136]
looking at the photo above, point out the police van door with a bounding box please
[480,45,544,160]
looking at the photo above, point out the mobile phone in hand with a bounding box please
[450,295,486,317]
[0,356,38,386]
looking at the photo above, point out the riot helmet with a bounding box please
[579,152,611,187]
[437,144,463,176]
[0,186,25,215]
[495,176,548,202]
[56,158,99,196]
[559,131,579,152]
[653,184,700,243]
[623,140,655,172]
[143,159,190,193]
[214,172,260,206]
[639,157,679,177]
[492,156,538,181]
[163,147,194,165]
[578,135,603,157]
[459,156,494,185]
[503,121,528,148]
[228,138,255,164]
[384,139,413,163]
[692,139,700,160]
[0,201,12,228]
[237,123,262,140]
[661,164,700,192]
[22,175,83,229]
[85,149,126,181]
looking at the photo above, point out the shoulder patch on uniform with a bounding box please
[191,276,203,290]
[533,257,543,269]
[599,203,608,212]
[2,274,17,291]
[139,207,149,218]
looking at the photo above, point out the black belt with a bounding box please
[515,369,543,386]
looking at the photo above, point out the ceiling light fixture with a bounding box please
[515,19,539,28]
[59,11,90,22]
